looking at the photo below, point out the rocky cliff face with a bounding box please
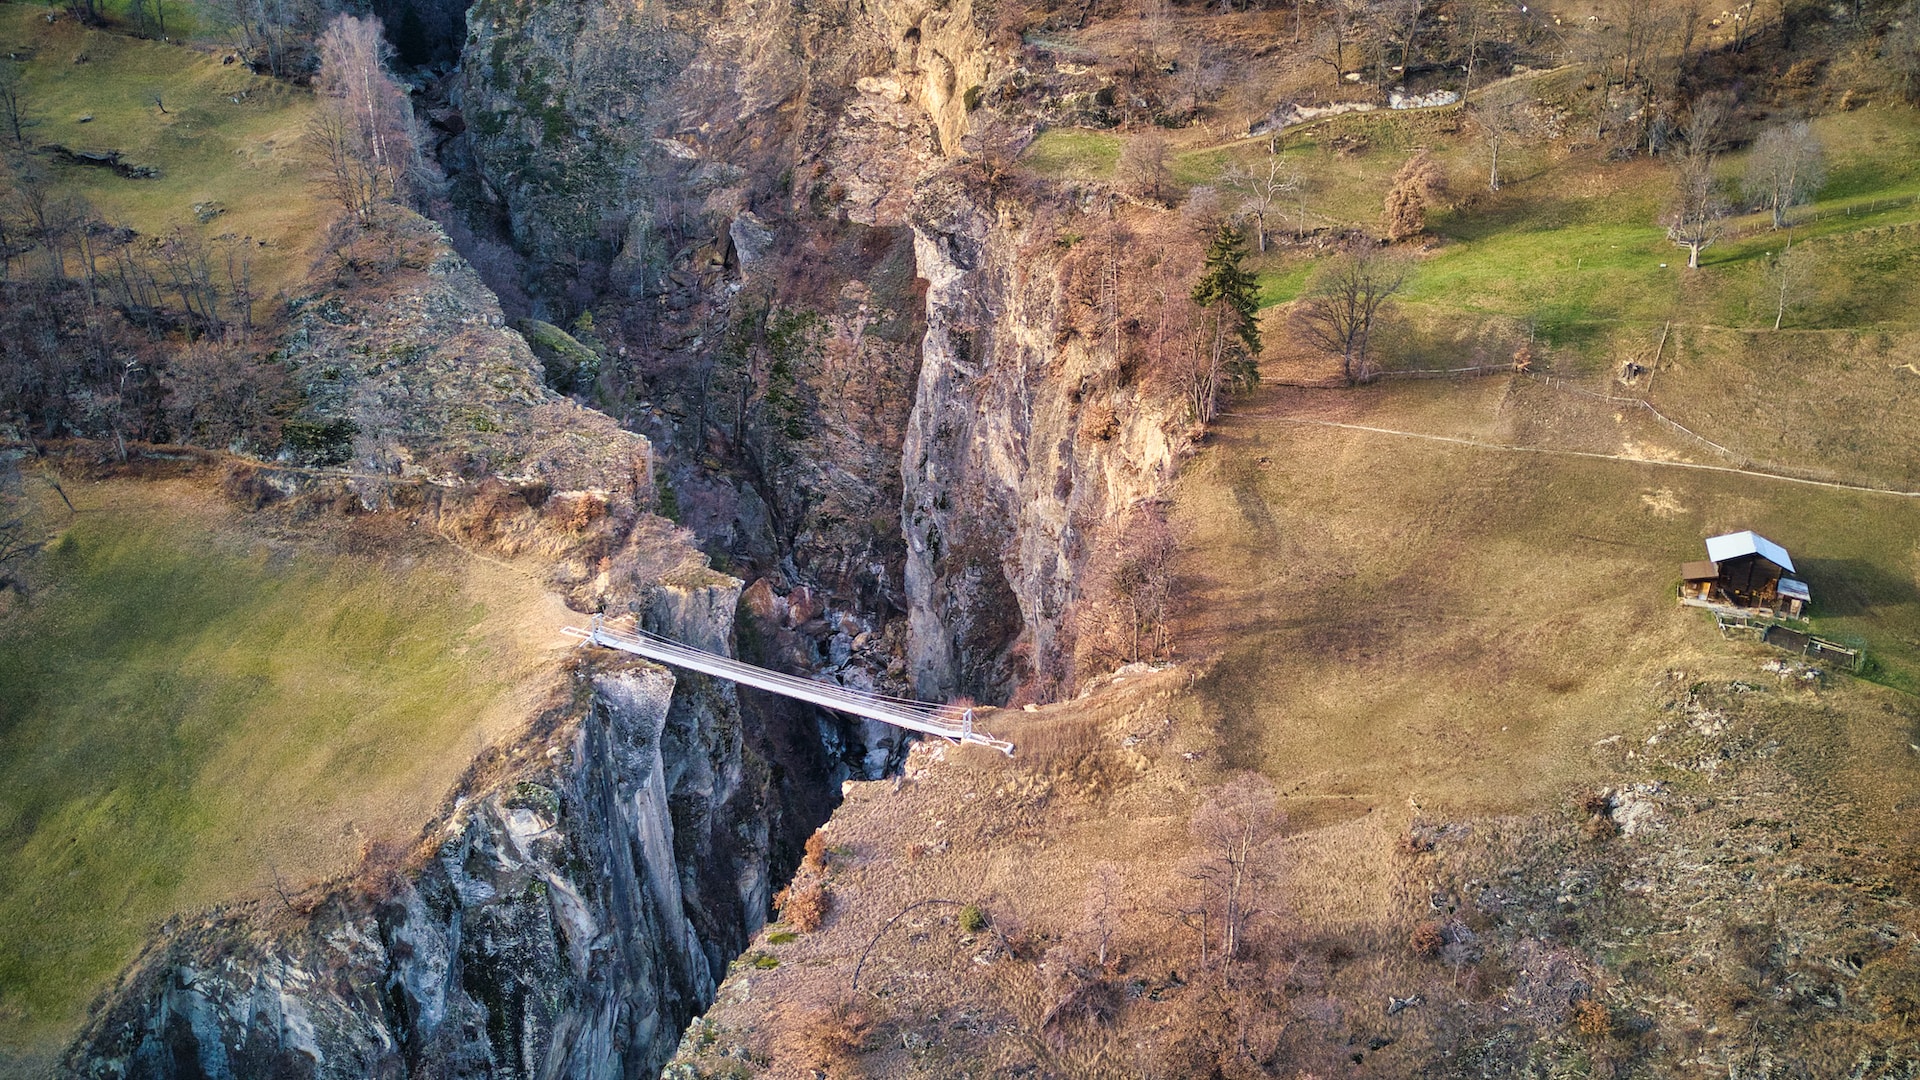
[68,0,1200,1067]
[69,582,772,1080]
[902,178,1186,702]
[61,207,812,1078]
[449,0,1189,708]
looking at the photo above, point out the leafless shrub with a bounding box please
[774,999,871,1077]
[1382,150,1448,243]
[775,880,831,932]
[1408,920,1445,958]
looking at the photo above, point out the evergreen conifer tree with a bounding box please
[1191,223,1263,391]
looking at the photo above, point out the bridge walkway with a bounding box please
[564,617,1015,755]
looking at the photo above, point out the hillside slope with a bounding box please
[672,374,1920,1078]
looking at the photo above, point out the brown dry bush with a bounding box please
[221,463,286,510]
[774,1000,872,1077]
[1145,965,1303,1079]
[1408,920,1445,958]
[1570,997,1615,1039]
[775,880,831,932]
[542,490,608,533]
[1583,813,1620,841]
[1381,150,1448,242]
[801,831,830,873]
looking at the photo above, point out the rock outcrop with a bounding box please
[69,584,772,1080]
[902,177,1185,702]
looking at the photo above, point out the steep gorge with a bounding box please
[62,2,1194,1074]
[449,0,1191,705]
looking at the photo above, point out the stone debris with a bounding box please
[1608,782,1669,836]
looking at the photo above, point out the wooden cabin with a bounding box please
[1681,531,1811,615]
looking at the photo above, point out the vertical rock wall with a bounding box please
[452,0,1189,708]
[68,582,771,1080]
[902,179,1186,703]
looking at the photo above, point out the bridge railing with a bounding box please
[563,618,1014,755]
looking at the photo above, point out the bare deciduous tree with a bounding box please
[0,61,28,148]
[1664,97,1729,269]
[6,160,87,279]
[1665,160,1725,269]
[1742,121,1825,229]
[306,14,423,224]
[0,458,42,595]
[126,0,170,39]
[1081,863,1125,969]
[1313,0,1367,86]
[1293,243,1408,383]
[162,337,291,451]
[1117,132,1172,205]
[1188,773,1286,964]
[1764,242,1813,330]
[960,111,1031,194]
[1221,149,1300,253]
[1466,92,1536,192]
[1078,502,1178,677]
[1446,0,1505,92]
[207,0,332,77]
[1885,0,1920,104]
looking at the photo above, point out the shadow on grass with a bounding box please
[1800,557,1920,618]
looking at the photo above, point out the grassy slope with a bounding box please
[2,5,321,308]
[1029,104,1920,347]
[1174,376,1920,821]
[0,477,569,1059]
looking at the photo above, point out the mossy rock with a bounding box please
[518,319,600,395]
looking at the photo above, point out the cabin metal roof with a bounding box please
[1778,578,1811,601]
[1704,531,1795,573]
[1681,560,1720,581]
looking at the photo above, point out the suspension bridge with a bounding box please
[564,617,1015,755]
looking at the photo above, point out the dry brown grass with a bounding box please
[673,366,1920,1076]
[1170,376,1920,814]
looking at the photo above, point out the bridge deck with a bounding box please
[564,620,1014,755]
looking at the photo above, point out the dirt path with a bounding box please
[1219,408,1920,499]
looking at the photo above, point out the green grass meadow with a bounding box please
[1,5,322,305]
[1022,127,1123,180]
[0,489,549,1057]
